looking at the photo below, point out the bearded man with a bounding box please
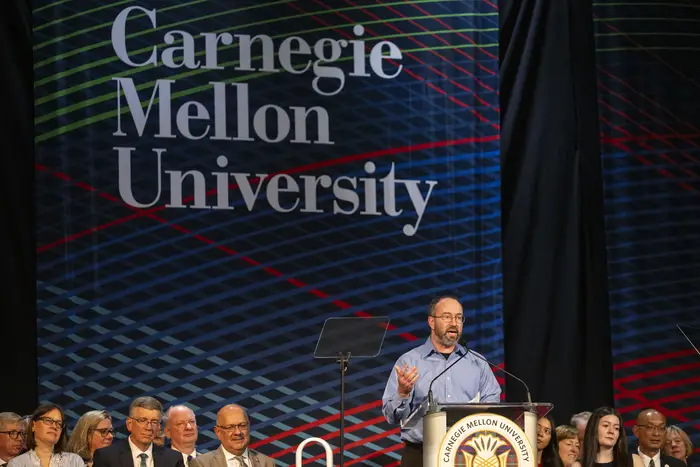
[381,296,501,467]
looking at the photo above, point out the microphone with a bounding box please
[464,344,532,404]
[427,341,470,411]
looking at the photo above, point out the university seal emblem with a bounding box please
[438,413,535,467]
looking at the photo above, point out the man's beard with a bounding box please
[436,326,461,347]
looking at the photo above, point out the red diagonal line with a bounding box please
[597,67,699,134]
[265,415,387,458]
[601,133,700,144]
[599,115,697,193]
[614,349,696,370]
[297,428,401,465]
[250,400,383,451]
[290,1,498,128]
[349,0,497,107]
[631,375,700,396]
[374,0,497,91]
[595,15,700,91]
[598,82,700,166]
[615,361,700,384]
[403,0,499,64]
[345,442,404,466]
[37,135,497,253]
[614,375,700,436]
[598,99,699,177]
[616,389,700,414]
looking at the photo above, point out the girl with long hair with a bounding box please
[573,407,643,467]
[538,415,565,467]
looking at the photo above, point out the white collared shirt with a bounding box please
[128,437,154,467]
[221,446,249,467]
[638,448,662,467]
[172,449,197,467]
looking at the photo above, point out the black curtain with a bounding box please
[0,0,37,414]
[499,0,613,422]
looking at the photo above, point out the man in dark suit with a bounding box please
[189,405,274,467]
[94,397,184,467]
[633,409,686,467]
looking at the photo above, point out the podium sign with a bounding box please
[422,403,553,467]
[436,413,534,467]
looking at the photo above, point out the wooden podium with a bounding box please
[421,402,553,467]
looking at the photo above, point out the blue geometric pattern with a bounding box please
[594,0,700,452]
[34,1,501,465]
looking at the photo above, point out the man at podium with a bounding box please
[382,296,501,467]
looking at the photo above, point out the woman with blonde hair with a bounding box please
[664,425,693,465]
[66,411,113,466]
[557,425,581,467]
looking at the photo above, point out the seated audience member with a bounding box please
[633,409,685,467]
[572,412,593,447]
[0,413,24,465]
[189,405,274,467]
[557,425,581,467]
[93,397,184,467]
[664,426,693,466]
[163,406,198,467]
[573,406,643,467]
[7,404,83,467]
[66,410,114,466]
[19,417,31,453]
[538,415,564,467]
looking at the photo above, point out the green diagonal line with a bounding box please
[34,0,454,71]
[35,42,497,143]
[36,25,497,122]
[34,0,75,14]
[36,12,494,103]
[34,0,135,32]
[34,0,260,52]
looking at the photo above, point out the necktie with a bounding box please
[139,453,148,467]
[232,456,246,467]
[187,456,193,463]
[649,460,655,467]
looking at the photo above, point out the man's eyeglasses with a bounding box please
[216,423,249,432]
[129,417,161,427]
[431,314,465,323]
[92,428,114,437]
[38,418,64,429]
[0,431,25,440]
[637,424,666,433]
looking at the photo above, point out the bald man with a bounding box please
[189,405,274,467]
[632,409,685,467]
[164,406,198,466]
[382,296,501,467]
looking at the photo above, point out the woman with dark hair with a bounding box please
[538,415,565,467]
[7,404,84,467]
[573,407,643,467]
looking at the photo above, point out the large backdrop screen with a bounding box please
[33,1,502,465]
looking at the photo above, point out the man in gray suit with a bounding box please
[190,405,274,467]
